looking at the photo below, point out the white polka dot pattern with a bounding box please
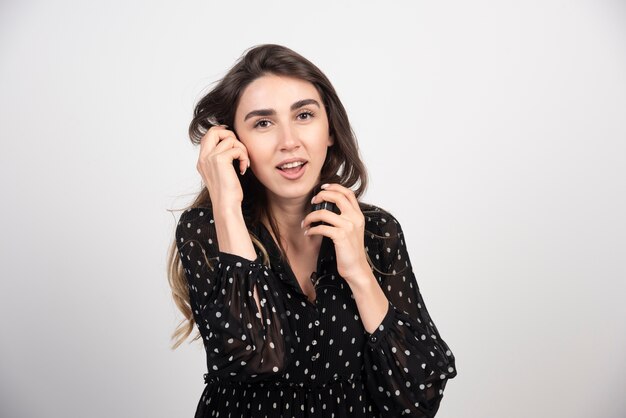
[176,209,296,383]
[175,204,457,417]
[362,211,458,416]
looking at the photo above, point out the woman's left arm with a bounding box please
[360,212,458,417]
[304,186,457,417]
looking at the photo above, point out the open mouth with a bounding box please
[276,161,308,173]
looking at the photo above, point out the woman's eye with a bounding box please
[297,111,314,120]
[254,119,271,128]
[254,112,313,128]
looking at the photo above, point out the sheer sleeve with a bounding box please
[175,207,294,382]
[363,211,457,417]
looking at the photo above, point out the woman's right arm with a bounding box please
[176,206,294,382]
[176,125,293,382]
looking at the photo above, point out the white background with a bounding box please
[1,1,625,417]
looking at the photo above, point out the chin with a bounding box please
[266,182,315,200]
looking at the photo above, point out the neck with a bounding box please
[263,194,320,253]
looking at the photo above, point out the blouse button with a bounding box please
[312,339,317,345]
[370,336,377,343]
[311,355,317,361]
[314,320,320,326]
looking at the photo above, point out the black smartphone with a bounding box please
[311,186,340,227]
[311,201,339,227]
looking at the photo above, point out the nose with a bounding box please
[278,123,300,151]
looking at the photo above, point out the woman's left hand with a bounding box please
[302,183,370,283]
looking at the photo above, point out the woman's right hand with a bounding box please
[197,125,251,208]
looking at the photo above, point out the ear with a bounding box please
[327,134,334,147]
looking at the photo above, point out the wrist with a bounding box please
[212,204,256,260]
[344,260,376,289]
[212,202,243,216]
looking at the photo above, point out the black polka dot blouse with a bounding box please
[175,203,457,417]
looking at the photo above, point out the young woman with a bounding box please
[167,44,457,417]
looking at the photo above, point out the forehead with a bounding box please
[236,75,321,113]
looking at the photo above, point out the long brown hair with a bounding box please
[167,44,379,349]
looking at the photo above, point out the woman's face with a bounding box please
[234,74,334,202]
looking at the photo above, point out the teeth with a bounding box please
[279,161,305,169]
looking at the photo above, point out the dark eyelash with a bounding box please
[298,110,315,119]
[254,119,271,129]
[253,110,315,129]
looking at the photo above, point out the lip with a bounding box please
[276,161,307,180]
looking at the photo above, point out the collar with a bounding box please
[255,222,334,297]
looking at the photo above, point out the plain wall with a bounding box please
[1,0,625,417]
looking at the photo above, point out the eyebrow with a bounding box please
[243,99,321,122]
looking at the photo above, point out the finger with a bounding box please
[212,138,250,174]
[199,125,236,153]
[229,141,251,174]
[319,183,360,212]
[212,136,240,153]
[195,126,249,183]
[304,221,337,240]
[311,189,352,215]
[303,209,344,230]
[222,145,251,175]
[344,187,360,211]
[199,130,243,168]
[200,128,236,151]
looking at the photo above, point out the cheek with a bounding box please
[245,144,272,167]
